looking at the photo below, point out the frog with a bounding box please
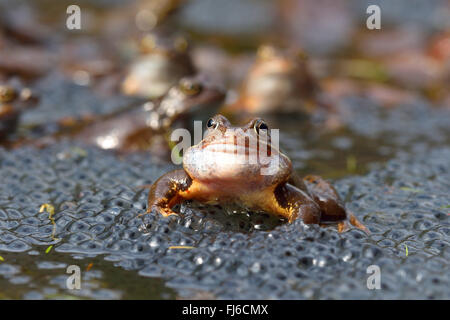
[75,75,225,153]
[146,114,368,233]
[0,85,19,140]
[224,45,322,115]
[122,33,195,99]
[0,83,37,141]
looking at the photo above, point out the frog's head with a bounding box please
[239,45,316,114]
[122,34,195,98]
[183,114,292,191]
[0,85,17,103]
[146,75,226,129]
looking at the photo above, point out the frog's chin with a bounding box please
[184,158,279,182]
[184,144,282,171]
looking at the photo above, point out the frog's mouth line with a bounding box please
[197,142,278,163]
[199,137,277,153]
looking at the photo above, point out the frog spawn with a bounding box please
[0,143,449,299]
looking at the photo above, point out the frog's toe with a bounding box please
[336,213,370,234]
[150,205,179,218]
[348,213,370,235]
[160,209,179,218]
[337,220,350,233]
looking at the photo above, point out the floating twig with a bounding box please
[40,203,60,241]
[168,246,195,250]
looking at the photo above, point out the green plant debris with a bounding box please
[45,293,83,300]
[168,140,183,164]
[346,155,357,173]
[40,203,60,241]
[39,203,55,215]
[45,245,53,254]
[0,256,4,262]
[341,59,389,82]
[70,147,87,158]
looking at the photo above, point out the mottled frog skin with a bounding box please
[147,114,368,233]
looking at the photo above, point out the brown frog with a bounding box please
[146,114,368,233]
[122,33,195,99]
[0,83,37,141]
[75,76,225,153]
[224,45,321,115]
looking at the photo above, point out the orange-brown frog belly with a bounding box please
[180,179,277,208]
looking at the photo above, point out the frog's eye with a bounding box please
[257,45,276,59]
[174,36,188,53]
[206,118,219,129]
[140,34,157,53]
[296,49,308,61]
[179,79,202,96]
[254,119,269,135]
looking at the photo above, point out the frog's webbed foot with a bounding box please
[347,212,370,234]
[337,221,350,233]
[336,215,370,235]
[303,175,369,234]
[145,169,192,218]
[147,205,179,218]
[303,175,347,221]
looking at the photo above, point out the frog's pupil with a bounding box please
[207,119,214,128]
[259,122,268,130]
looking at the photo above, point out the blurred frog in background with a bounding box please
[221,44,341,130]
[73,75,225,157]
[0,82,37,143]
[223,45,323,115]
[122,33,196,99]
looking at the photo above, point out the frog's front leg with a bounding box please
[147,169,193,217]
[303,175,369,234]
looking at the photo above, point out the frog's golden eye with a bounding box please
[206,118,219,130]
[257,45,276,59]
[254,119,269,135]
[0,86,17,103]
[296,49,308,61]
[179,79,202,96]
[174,36,188,53]
[140,34,157,53]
